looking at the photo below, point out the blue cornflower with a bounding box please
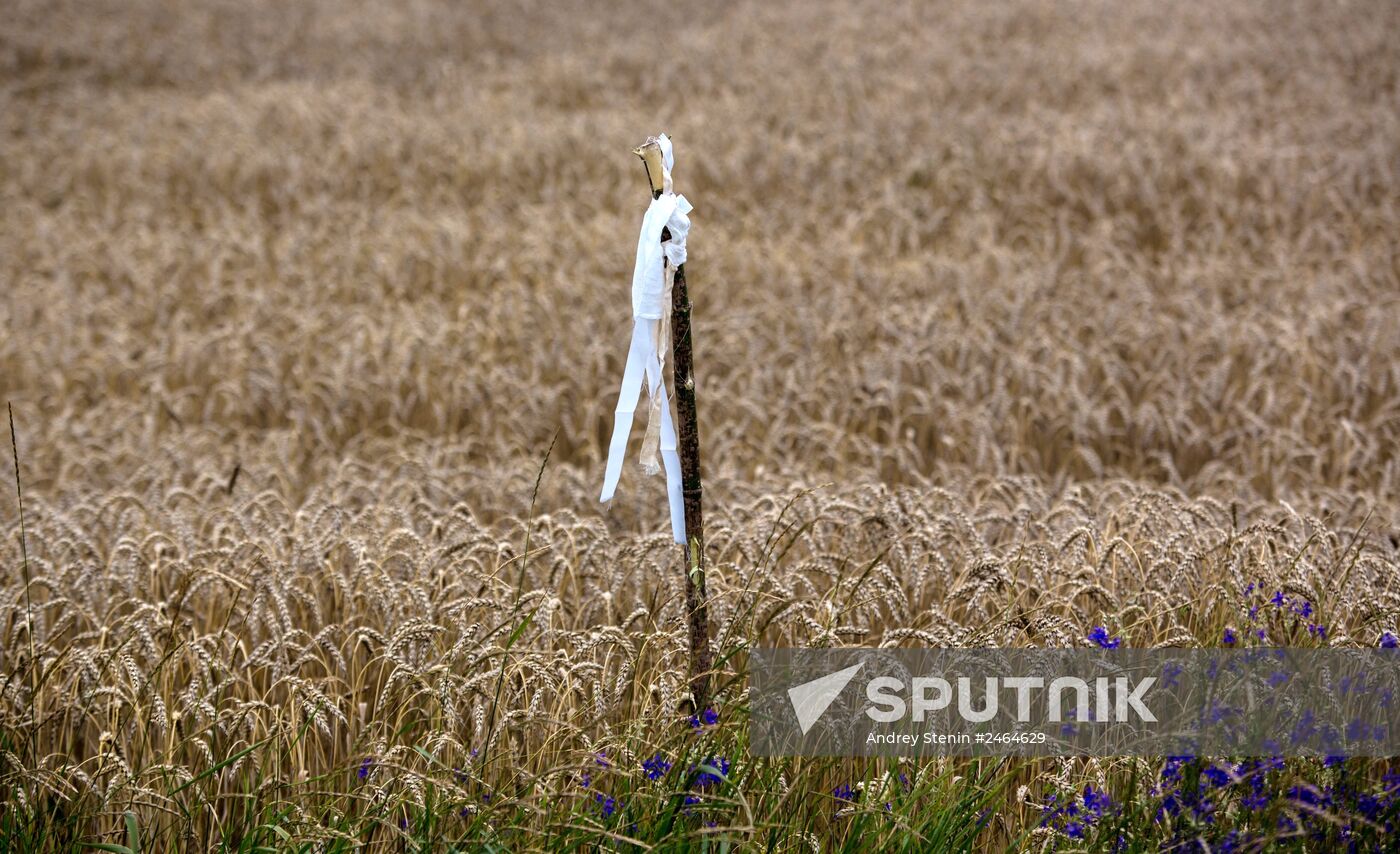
[1161,662,1183,688]
[1208,701,1238,724]
[1156,793,1182,821]
[1037,790,1086,838]
[833,783,857,802]
[1202,765,1231,788]
[1162,756,1192,784]
[688,707,719,729]
[1308,623,1327,640]
[1191,797,1216,823]
[642,753,671,781]
[692,757,730,788]
[1223,627,1238,646]
[1381,631,1399,649]
[1271,591,1287,608]
[1083,784,1113,818]
[1293,600,1313,619]
[1358,793,1384,820]
[1242,792,1269,811]
[1088,626,1122,649]
[593,791,617,818]
[357,757,373,780]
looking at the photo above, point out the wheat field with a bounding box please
[3,0,1400,850]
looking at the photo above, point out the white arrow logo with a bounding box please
[788,662,865,735]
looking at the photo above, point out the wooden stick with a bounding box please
[634,137,713,714]
[669,248,712,715]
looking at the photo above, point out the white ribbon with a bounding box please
[600,133,691,543]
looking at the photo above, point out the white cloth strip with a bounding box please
[600,319,651,504]
[600,133,693,544]
[641,256,679,475]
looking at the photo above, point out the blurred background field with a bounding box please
[2,0,1399,850]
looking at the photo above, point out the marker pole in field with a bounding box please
[635,137,714,714]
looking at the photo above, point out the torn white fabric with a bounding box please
[600,133,691,544]
[639,260,674,475]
